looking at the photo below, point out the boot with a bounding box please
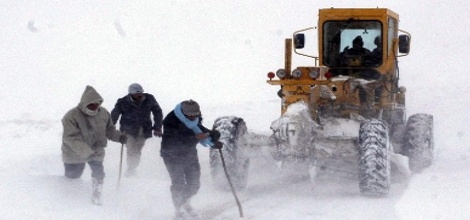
[182,199,199,219]
[92,178,103,205]
[125,168,137,178]
[173,209,185,220]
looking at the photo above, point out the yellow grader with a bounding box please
[210,8,434,196]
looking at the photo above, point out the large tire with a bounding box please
[210,116,250,190]
[358,119,391,196]
[402,114,434,173]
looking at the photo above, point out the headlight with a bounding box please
[276,69,287,79]
[399,86,407,93]
[292,69,302,79]
[309,69,320,79]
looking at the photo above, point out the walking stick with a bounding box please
[218,148,244,218]
[117,143,124,189]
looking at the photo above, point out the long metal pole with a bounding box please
[218,148,244,218]
[117,143,124,189]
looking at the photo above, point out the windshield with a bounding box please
[323,20,382,67]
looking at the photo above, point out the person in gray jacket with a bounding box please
[61,85,127,205]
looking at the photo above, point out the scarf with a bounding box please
[174,103,214,147]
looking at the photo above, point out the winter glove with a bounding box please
[154,128,163,137]
[119,134,128,144]
[195,133,209,141]
[212,141,223,150]
[209,130,221,142]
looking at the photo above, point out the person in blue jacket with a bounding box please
[161,99,222,219]
[111,83,163,177]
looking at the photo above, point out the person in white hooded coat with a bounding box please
[61,85,127,205]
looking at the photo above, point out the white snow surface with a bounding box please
[1,1,470,219]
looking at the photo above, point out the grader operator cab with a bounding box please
[210,8,433,196]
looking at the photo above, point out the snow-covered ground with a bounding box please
[1,1,469,219]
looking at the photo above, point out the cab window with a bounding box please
[323,20,382,67]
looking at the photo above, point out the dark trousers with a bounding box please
[162,151,201,210]
[64,161,105,181]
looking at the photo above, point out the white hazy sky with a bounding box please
[1,1,469,219]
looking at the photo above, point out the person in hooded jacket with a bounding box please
[340,35,371,66]
[111,83,163,177]
[345,35,371,56]
[161,99,222,219]
[61,85,127,205]
[364,36,382,66]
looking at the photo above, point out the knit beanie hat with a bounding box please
[128,83,144,94]
[181,99,201,116]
